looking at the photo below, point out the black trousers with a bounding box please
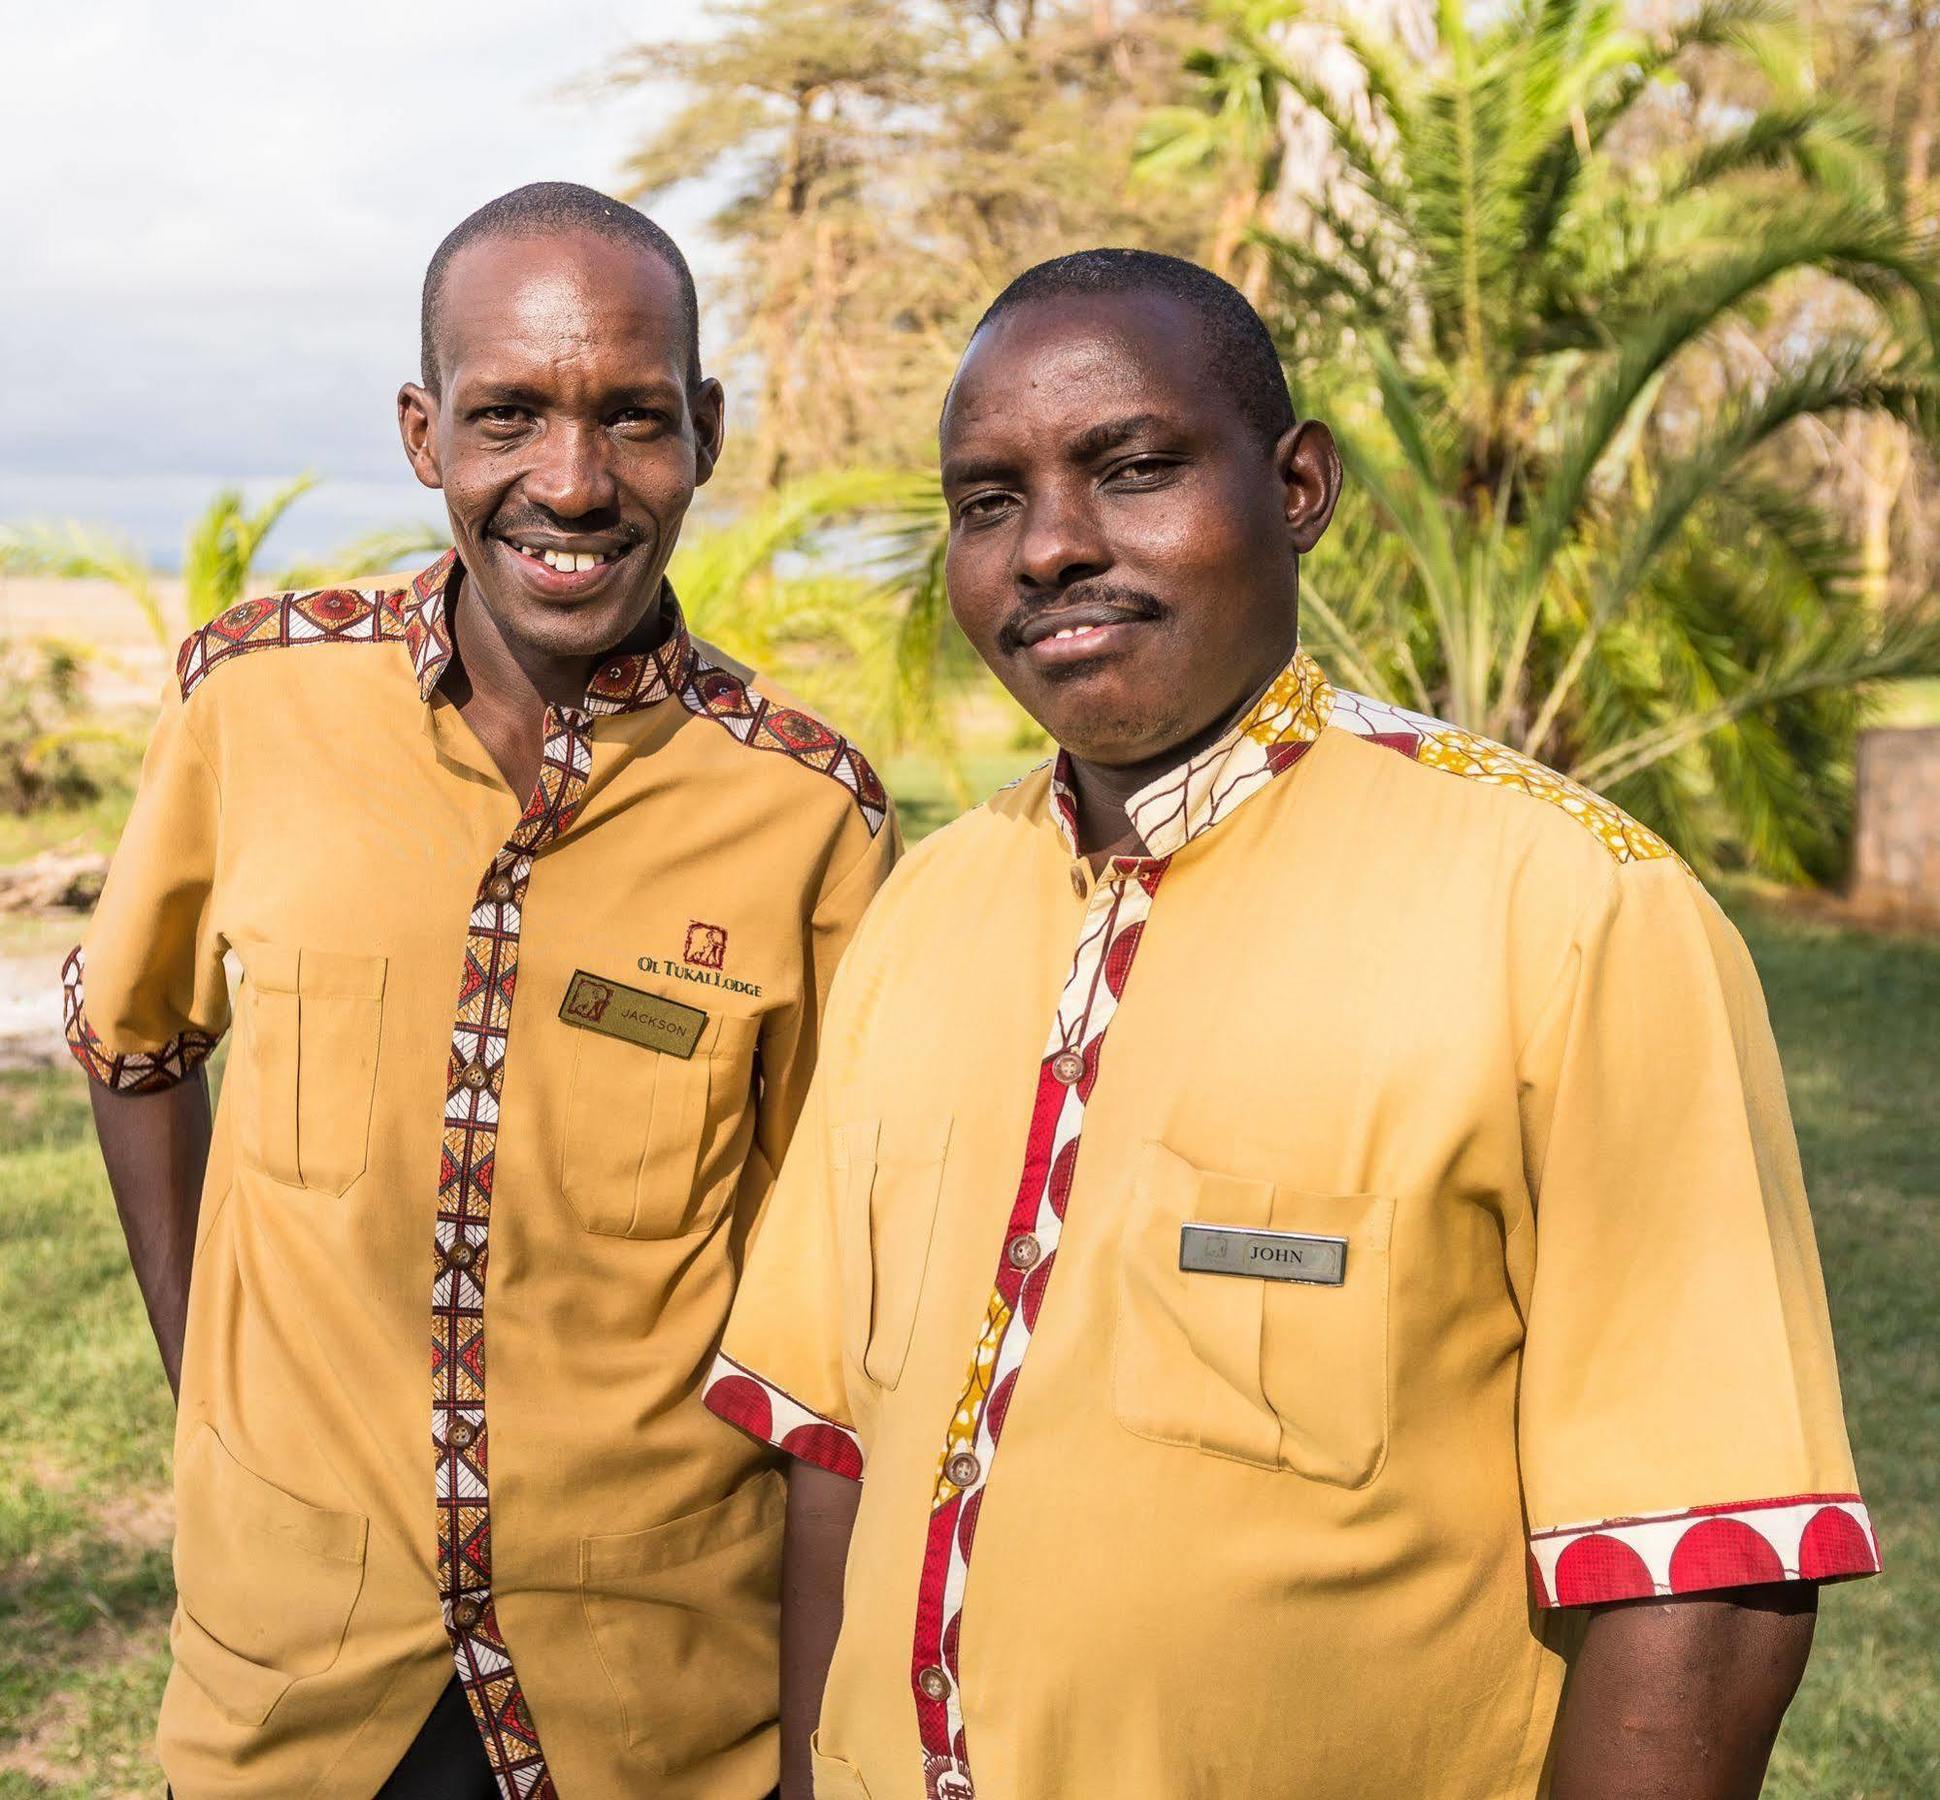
[376,1680,496,1800]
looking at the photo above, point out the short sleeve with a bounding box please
[704,1055,864,1480]
[1516,857,1878,1607]
[63,682,229,1091]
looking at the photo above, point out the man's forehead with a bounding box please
[438,232,685,371]
[943,291,1206,451]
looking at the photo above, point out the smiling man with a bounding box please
[66,183,896,1798]
[706,250,1878,1800]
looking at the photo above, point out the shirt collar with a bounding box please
[394,548,697,715]
[1049,647,1333,859]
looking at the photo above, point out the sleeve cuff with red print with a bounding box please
[61,948,218,1094]
[703,1351,864,1481]
[1529,1493,1880,1608]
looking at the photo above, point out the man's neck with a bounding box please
[1063,646,1294,866]
[443,572,667,798]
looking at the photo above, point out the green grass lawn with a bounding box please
[0,889,1934,1796]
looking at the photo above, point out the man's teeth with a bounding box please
[514,544,620,573]
[1052,624,1101,640]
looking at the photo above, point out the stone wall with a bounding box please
[1851,727,1940,924]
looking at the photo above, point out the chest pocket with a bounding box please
[560,1009,761,1239]
[1112,1141,1395,1487]
[233,942,387,1196]
[835,1117,951,1391]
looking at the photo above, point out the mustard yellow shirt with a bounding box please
[67,554,898,1799]
[710,650,1876,1800]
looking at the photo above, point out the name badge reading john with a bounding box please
[559,971,706,1060]
[1179,1223,1348,1285]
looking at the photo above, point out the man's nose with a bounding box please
[1011,484,1110,594]
[523,421,618,519]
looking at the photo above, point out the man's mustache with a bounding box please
[999,582,1166,653]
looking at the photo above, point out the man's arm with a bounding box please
[88,1071,213,1400]
[1549,1585,1817,1800]
[780,1460,862,1800]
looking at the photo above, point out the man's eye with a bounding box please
[1109,456,1175,483]
[476,405,527,425]
[956,492,1015,523]
[611,408,667,429]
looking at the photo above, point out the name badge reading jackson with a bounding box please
[1178,1223,1348,1285]
[559,971,706,1060]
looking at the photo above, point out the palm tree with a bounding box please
[1167,0,1940,878]
[0,480,451,647]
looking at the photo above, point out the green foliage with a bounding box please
[0,487,450,654]
[1162,0,1940,878]
[0,641,105,816]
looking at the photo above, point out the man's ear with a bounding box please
[692,375,726,488]
[398,383,444,491]
[1275,418,1343,554]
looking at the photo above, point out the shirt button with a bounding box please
[1006,1233,1042,1271]
[1050,1049,1085,1085]
[489,877,512,902]
[464,1064,489,1090]
[448,1419,478,1452]
[451,1597,482,1632]
[945,1451,981,1489]
[1069,866,1087,897]
[917,1665,951,1701]
[445,1241,476,1271]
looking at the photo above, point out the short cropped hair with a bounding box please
[419,181,700,392]
[971,248,1294,446]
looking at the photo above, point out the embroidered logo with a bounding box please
[684,921,729,970]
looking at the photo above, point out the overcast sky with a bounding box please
[0,1,723,563]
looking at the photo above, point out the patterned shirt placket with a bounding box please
[910,830,1169,1800]
[431,703,594,1800]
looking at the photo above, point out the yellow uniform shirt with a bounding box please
[66,554,898,1799]
[709,650,1876,1800]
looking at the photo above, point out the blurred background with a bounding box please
[0,2,1935,1794]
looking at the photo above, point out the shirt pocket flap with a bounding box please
[836,1117,951,1391]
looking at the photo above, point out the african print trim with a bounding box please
[678,655,890,837]
[1529,1494,1880,1607]
[703,1352,865,1480]
[1116,649,1674,866]
[60,947,218,1092]
[174,551,701,719]
[429,703,597,1798]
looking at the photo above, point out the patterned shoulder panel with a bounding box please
[175,583,417,701]
[675,653,890,837]
[1325,686,1679,867]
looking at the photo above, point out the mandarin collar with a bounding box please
[395,549,697,716]
[1048,648,1333,860]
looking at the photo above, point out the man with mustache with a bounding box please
[67,182,896,1797]
[706,249,1876,1799]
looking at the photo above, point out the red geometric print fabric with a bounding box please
[60,947,217,1091]
[430,702,599,1799]
[910,853,1170,1800]
[676,655,891,838]
[704,1353,866,1481]
[1529,1494,1880,1607]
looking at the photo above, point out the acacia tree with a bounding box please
[610,0,1208,486]
[1158,0,1940,879]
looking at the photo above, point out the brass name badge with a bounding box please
[558,971,706,1060]
[1178,1224,1347,1285]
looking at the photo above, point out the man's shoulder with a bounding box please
[674,634,891,840]
[1320,686,1683,872]
[174,574,428,706]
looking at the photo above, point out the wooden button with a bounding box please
[448,1419,478,1451]
[1006,1233,1042,1271]
[445,1241,476,1271]
[464,1064,489,1090]
[945,1451,981,1489]
[917,1665,951,1701]
[1051,1050,1084,1085]
[451,1597,482,1631]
